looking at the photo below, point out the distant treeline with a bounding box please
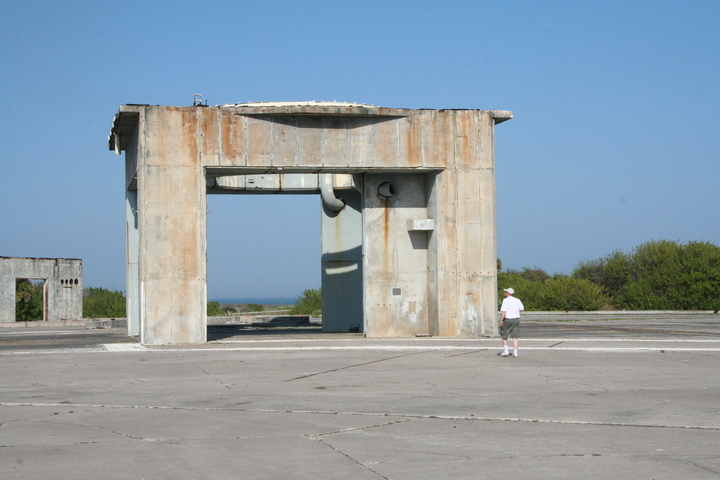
[31,240,717,320]
[78,288,321,319]
[16,284,127,321]
[207,288,321,317]
[498,240,720,312]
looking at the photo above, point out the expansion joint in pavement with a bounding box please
[312,434,391,479]
[284,349,437,382]
[3,402,719,431]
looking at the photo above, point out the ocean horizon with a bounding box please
[210,297,297,306]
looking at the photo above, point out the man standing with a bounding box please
[499,287,524,358]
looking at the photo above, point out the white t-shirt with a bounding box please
[501,296,524,319]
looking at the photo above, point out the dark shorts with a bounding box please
[500,318,520,339]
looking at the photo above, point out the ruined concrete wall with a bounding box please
[0,257,83,322]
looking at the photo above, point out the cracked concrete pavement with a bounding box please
[1,316,720,479]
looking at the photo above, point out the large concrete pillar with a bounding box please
[137,108,207,344]
[475,112,499,335]
[429,111,498,337]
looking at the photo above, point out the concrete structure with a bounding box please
[0,257,83,322]
[109,102,512,345]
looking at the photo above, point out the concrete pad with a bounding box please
[2,319,720,479]
[322,419,720,479]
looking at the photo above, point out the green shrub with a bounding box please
[246,303,264,312]
[572,240,720,311]
[221,303,242,314]
[497,272,543,309]
[83,287,126,318]
[573,250,632,298]
[615,240,720,311]
[289,288,322,316]
[207,301,224,316]
[534,276,608,311]
[516,267,550,282]
[504,240,720,312]
[499,273,607,311]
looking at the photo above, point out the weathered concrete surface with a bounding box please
[110,103,512,345]
[0,257,82,323]
[135,107,208,345]
[1,317,719,479]
[322,186,364,333]
[0,319,87,328]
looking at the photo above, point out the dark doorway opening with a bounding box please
[15,278,46,322]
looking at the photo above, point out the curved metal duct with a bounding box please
[320,174,345,211]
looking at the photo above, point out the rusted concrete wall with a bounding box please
[0,257,83,322]
[363,173,431,336]
[110,103,511,344]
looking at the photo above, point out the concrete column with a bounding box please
[125,190,140,336]
[429,169,459,337]
[477,113,499,335]
[138,107,207,344]
[430,111,498,337]
[321,188,363,332]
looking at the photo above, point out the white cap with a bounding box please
[504,288,515,295]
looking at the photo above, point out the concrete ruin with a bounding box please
[108,102,512,345]
[0,257,83,322]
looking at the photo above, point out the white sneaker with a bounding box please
[499,351,510,357]
[512,352,518,358]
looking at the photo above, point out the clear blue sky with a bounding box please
[1,1,718,299]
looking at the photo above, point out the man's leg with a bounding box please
[500,335,510,356]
